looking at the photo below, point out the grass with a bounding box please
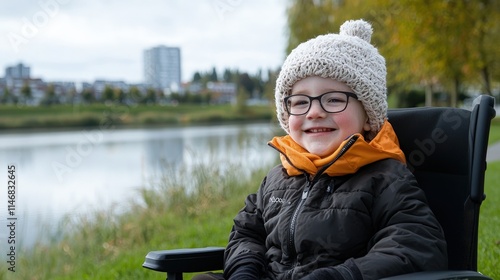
[2,161,499,279]
[475,118,500,279]
[1,160,270,279]
[0,103,274,130]
[0,115,499,279]
[478,161,500,277]
[488,118,500,144]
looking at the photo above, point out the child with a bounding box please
[195,19,447,280]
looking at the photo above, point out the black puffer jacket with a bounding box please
[224,124,447,280]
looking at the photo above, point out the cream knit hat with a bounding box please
[275,19,387,139]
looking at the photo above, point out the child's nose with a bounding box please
[306,100,326,118]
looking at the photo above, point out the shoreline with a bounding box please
[0,118,278,134]
[0,103,275,132]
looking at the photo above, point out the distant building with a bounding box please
[5,63,30,80]
[184,82,203,94]
[0,63,80,105]
[92,80,130,100]
[144,45,181,92]
[4,63,31,90]
[49,81,78,104]
[206,81,237,104]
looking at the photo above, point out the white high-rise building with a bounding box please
[5,63,30,79]
[144,45,181,91]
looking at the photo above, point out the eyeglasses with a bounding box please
[284,91,358,116]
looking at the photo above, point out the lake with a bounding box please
[0,122,280,249]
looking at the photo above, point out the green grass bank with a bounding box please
[1,161,273,279]
[0,103,274,130]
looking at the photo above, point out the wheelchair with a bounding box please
[143,95,496,280]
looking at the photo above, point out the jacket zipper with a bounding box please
[284,135,359,278]
[286,177,311,278]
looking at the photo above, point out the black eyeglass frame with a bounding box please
[284,91,358,116]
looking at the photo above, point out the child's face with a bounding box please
[288,76,370,157]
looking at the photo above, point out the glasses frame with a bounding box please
[284,91,358,116]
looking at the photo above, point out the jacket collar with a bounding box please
[268,120,406,177]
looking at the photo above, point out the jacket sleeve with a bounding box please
[223,177,268,279]
[353,166,448,279]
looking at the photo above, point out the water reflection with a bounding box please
[0,122,279,249]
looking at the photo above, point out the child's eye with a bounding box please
[293,100,309,106]
[326,98,343,103]
[290,97,310,107]
[323,93,347,104]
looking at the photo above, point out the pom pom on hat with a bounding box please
[275,19,387,139]
[339,19,372,42]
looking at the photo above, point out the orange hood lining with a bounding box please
[268,120,406,177]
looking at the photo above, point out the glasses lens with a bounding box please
[286,95,310,115]
[321,92,349,113]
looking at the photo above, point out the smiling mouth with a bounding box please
[305,128,334,133]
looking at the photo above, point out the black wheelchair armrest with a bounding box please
[380,270,492,280]
[143,249,493,280]
[143,247,224,280]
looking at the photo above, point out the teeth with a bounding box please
[309,128,331,133]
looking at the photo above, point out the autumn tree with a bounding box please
[285,0,500,107]
[129,86,143,104]
[82,88,95,104]
[21,81,32,105]
[114,87,126,104]
[41,83,57,106]
[375,0,500,106]
[102,85,115,102]
[0,87,16,104]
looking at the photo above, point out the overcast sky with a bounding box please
[0,0,288,84]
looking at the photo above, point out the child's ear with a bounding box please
[363,118,371,132]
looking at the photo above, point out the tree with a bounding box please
[235,86,249,113]
[114,87,126,104]
[41,83,58,106]
[464,0,500,95]
[21,81,32,105]
[128,86,143,104]
[222,68,239,83]
[66,88,77,104]
[102,85,115,102]
[386,1,476,106]
[0,87,16,104]
[82,88,96,104]
[380,0,499,105]
[143,88,157,104]
[238,73,254,96]
[192,72,202,83]
[210,67,218,82]
[263,69,279,102]
[285,0,500,107]
[252,69,265,99]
